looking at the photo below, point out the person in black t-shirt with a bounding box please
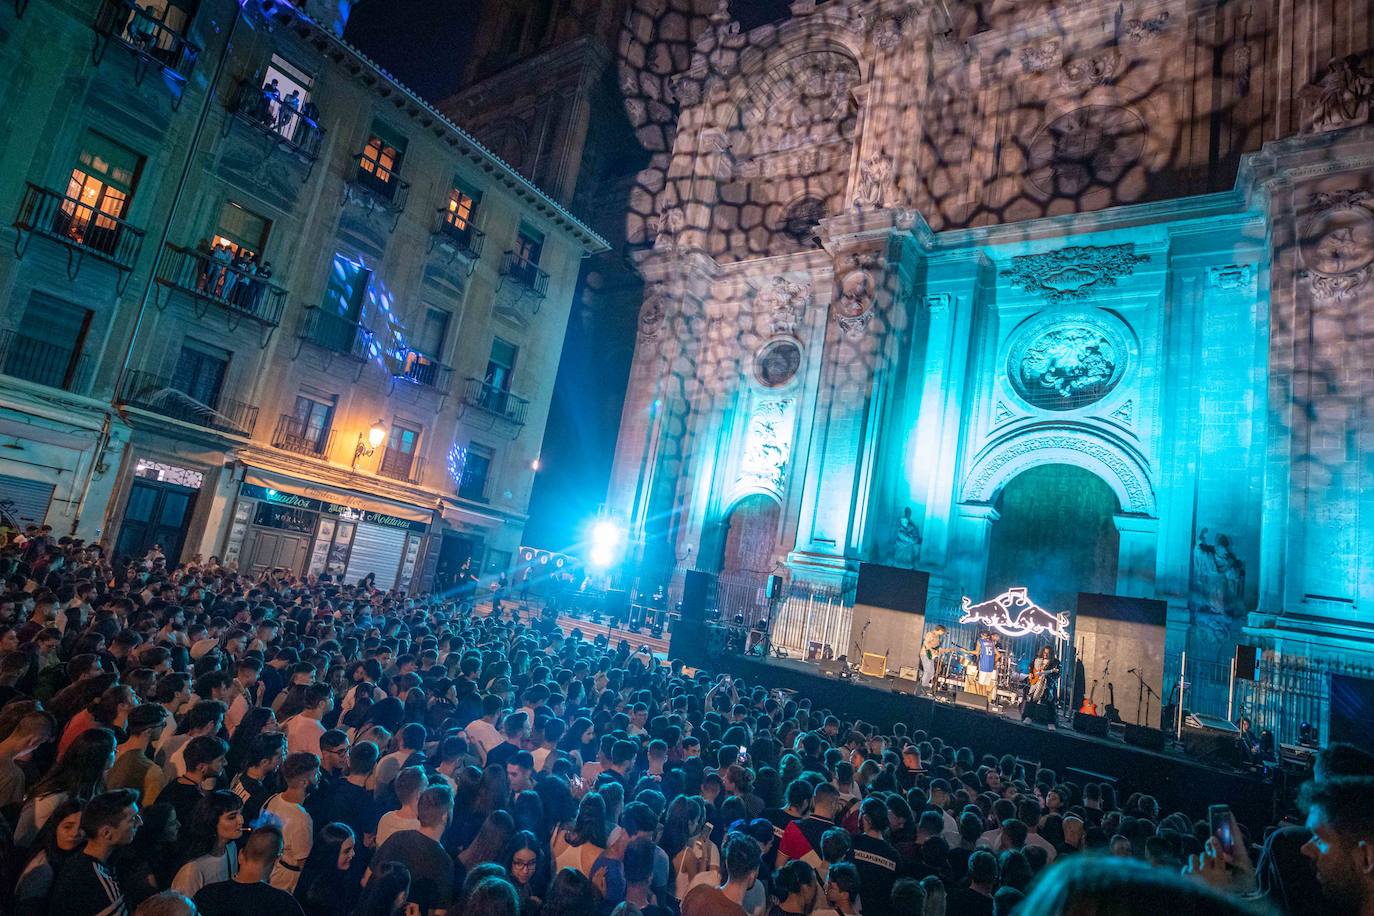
[367,784,454,916]
[945,849,996,916]
[194,824,306,916]
[50,789,141,916]
[231,732,285,824]
[851,799,900,916]
[310,741,381,846]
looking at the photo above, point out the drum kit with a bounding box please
[938,642,1028,705]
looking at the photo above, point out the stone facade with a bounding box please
[0,0,605,589]
[607,0,1374,674]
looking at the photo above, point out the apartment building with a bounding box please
[0,0,607,589]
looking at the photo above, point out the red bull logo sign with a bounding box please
[959,587,1070,640]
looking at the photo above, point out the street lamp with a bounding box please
[352,419,387,470]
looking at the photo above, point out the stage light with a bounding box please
[587,518,625,569]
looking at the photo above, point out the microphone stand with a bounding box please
[851,619,871,669]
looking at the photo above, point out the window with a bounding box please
[171,342,228,408]
[112,0,194,52]
[484,338,517,393]
[211,201,270,258]
[322,253,371,322]
[416,307,450,359]
[259,54,315,140]
[458,445,493,501]
[292,394,334,451]
[62,131,141,245]
[514,223,543,268]
[444,181,481,235]
[357,122,407,197]
[4,294,92,391]
[379,420,421,479]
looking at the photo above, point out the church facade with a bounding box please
[606,0,1374,675]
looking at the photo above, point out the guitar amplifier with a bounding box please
[1073,711,1111,737]
[860,652,888,677]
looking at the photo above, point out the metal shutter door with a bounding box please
[0,474,56,528]
[344,523,406,591]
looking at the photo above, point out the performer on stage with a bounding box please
[919,625,949,690]
[976,630,999,698]
[1027,644,1061,704]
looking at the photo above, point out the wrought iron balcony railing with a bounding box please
[377,449,424,485]
[155,243,287,328]
[227,81,325,161]
[349,159,411,212]
[297,306,374,361]
[14,183,145,286]
[118,369,258,437]
[389,349,452,394]
[272,413,333,459]
[92,0,200,90]
[462,377,529,426]
[500,251,549,297]
[432,212,485,261]
[0,330,94,394]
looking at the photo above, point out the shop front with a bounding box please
[223,469,432,591]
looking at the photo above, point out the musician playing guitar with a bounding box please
[1027,645,1061,704]
[919,625,951,691]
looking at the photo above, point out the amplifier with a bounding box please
[1073,712,1111,737]
[954,689,990,712]
[860,652,888,677]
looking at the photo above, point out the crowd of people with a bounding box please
[0,524,1372,916]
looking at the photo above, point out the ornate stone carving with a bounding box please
[837,311,872,338]
[1020,40,1060,73]
[638,282,669,338]
[756,275,812,335]
[1300,189,1374,301]
[1207,264,1256,291]
[1000,244,1149,302]
[1124,12,1169,42]
[1060,51,1121,89]
[1026,105,1147,198]
[1300,54,1374,134]
[832,252,882,336]
[873,17,902,52]
[993,400,1015,425]
[925,292,953,312]
[738,398,793,492]
[963,432,1154,513]
[1190,527,1248,648]
[1010,325,1123,410]
[754,338,803,388]
[891,507,922,567]
[1110,400,1134,425]
[737,51,859,157]
[853,153,893,209]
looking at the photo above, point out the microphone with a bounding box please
[1128,667,1138,674]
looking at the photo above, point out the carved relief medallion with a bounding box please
[1300,190,1374,301]
[1005,310,1132,411]
[1026,105,1147,198]
[754,338,803,388]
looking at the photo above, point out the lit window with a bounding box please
[358,123,407,194]
[210,201,270,259]
[445,182,480,233]
[63,132,140,244]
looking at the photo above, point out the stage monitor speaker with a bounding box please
[1023,700,1056,725]
[669,571,714,662]
[817,660,847,677]
[889,679,920,696]
[1124,723,1168,751]
[1075,593,1168,727]
[1234,645,1259,681]
[1073,712,1111,737]
[954,690,990,712]
[766,575,783,600]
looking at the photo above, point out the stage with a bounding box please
[710,653,1280,830]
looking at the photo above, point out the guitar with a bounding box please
[1105,683,1122,723]
[1079,679,1100,715]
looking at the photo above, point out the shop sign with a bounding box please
[242,484,429,532]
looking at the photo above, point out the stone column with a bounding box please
[1113,514,1160,597]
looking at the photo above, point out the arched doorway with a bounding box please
[985,464,1120,614]
[718,493,781,579]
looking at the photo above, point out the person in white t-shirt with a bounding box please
[263,751,320,893]
[284,684,332,757]
[224,657,262,736]
[374,766,427,848]
[464,694,505,764]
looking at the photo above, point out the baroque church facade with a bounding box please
[604,0,1374,671]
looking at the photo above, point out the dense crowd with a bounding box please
[0,524,1373,916]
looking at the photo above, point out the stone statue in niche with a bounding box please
[854,153,892,209]
[1190,528,1248,650]
[1300,54,1374,133]
[892,507,922,567]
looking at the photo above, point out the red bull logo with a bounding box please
[959,587,1070,639]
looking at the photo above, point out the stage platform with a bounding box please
[711,654,1279,830]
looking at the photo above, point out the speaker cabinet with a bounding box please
[766,575,783,599]
[1234,644,1259,681]
[1073,712,1111,737]
[955,690,990,712]
[1124,723,1168,751]
[669,571,715,662]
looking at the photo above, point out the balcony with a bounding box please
[13,183,145,290]
[118,370,258,438]
[92,0,200,103]
[377,449,424,485]
[430,211,485,267]
[388,349,452,395]
[226,81,325,164]
[272,413,333,459]
[346,162,410,213]
[500,251,549,298]
[155,244,287,342]
[0,330,94,394]
[462,377,529,427]
[295,306,374,373]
